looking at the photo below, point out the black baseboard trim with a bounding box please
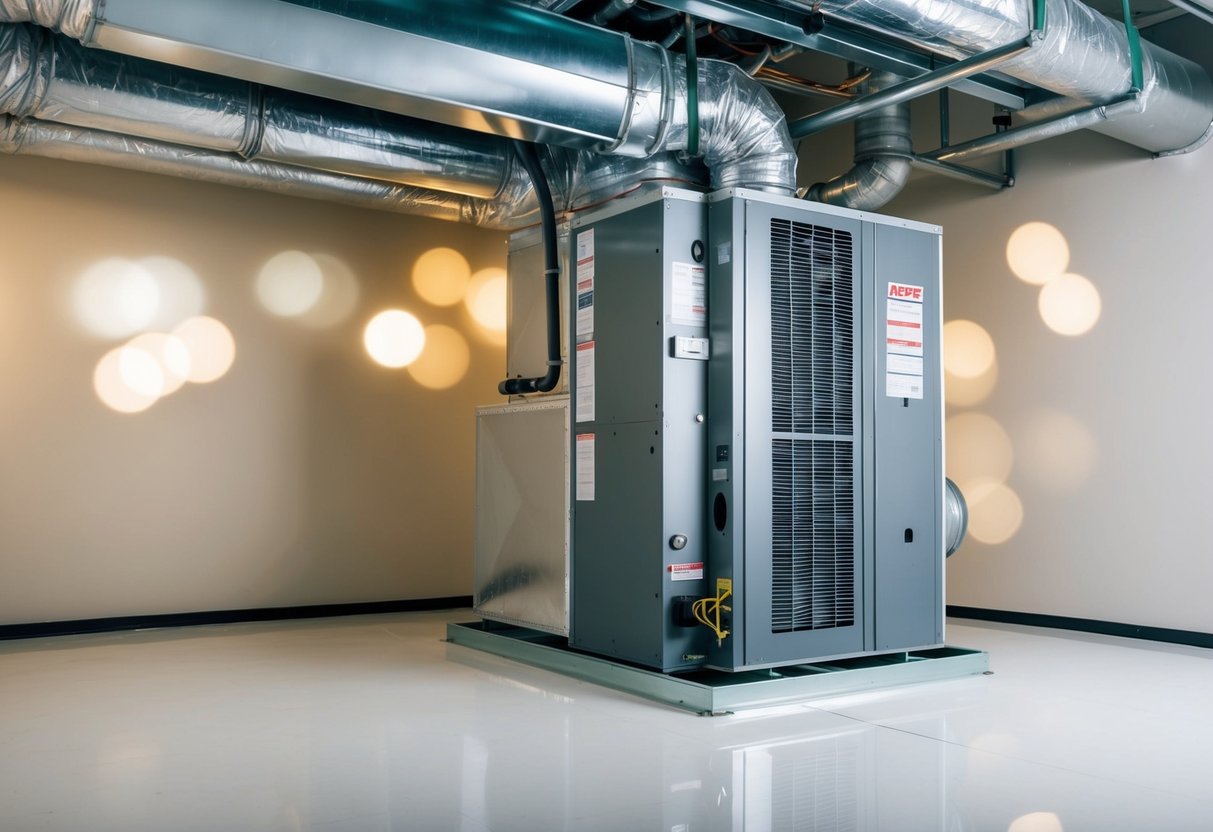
[947,605,1213,650]
[0,596,474,642]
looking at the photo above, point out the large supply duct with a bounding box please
[0,0,797,195]
[807,0,1213,154]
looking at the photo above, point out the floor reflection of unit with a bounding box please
[474,186,944,673]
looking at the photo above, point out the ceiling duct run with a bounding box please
[0,0,1208,219]
[806,0,1213,154]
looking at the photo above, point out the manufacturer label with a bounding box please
[575,341,595,423]
[576,228,594,343]
[575,433,595,501]
[886,282,925,399]
[671,261,706,325]
[669,562,704,581]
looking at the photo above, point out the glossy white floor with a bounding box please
[1,611,1211,832]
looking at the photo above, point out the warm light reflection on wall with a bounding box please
[465,267,507,345]
[94,347,159,414]
[172,316,236,384]
[943,319,999,407]
[74,256,205,338]
[1006,222,1069,285]
[946,361,999,408]
[1008,811,1065,832]
[407,324,471,389]
[1038,273,1101,336]
[1020,408,1097,494]
[966,478,1025,545]
[74,258,160,338]
[943,320,995,378]
[413,247,471,307]
[945,412,1014,493]
[302,254,360,328]
[256,250,324,317]
[364,309,426,368]
[255,251,360,328]
[127,332,191,396]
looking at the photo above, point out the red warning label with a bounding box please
[668,562,704,581]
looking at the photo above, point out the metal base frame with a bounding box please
[447,621,989,715]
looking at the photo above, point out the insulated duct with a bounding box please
[0,21,708,228]
[0,0,797,194]
[806,69,912,210]
[806,0,1213,154]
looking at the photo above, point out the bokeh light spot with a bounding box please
[94,347,158,414]
[943,320,996,379]
[140,256,205,329]
[407,325,471,390]
[1020,408,1097,493]
[1008,812,1064,832]
[967,479,1025,546]
[256,250,325,317]
[413,247,472,307]
[1039,273,1101,336]
[127,332,191,397]
[946,412,1014,494]
[117,346,165,399]
[74,258,160,339]
[466,267,507,340]
[299,254,360,328]
[1006,222,1069,285]
[172,316,236,383]
[364,309,426,368]
[946,360,999,408]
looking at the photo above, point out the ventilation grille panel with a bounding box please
[768,217,856,635]
[770,219,854,436]
[771,439,855,633]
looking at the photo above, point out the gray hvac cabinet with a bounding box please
[567,188,713,672]
[706,189,944,672]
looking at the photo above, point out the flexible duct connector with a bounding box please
[810,0,1213,155]
[807,69,912,210]
[0,0,797,194]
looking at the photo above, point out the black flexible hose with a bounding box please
[498,141,562,396]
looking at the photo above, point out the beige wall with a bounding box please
[872,128,1213,633]
[0,155,507,625]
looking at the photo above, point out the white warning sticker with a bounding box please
[575,341,595,423]
[575,433,595,501]
[886,282,925,399]
[671,261,707,326]
[576,228,595,343]
[669,562,704,582]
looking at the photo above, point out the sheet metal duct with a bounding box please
[805,0,1213,154]
[806,69,913,210]
[0,0,797,194]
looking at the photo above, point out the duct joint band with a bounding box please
[237,83,266,159]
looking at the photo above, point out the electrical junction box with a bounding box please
[567,188,713,671]
[706,188,944,671]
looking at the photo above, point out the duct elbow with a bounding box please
[808,154,912,211]
[697,60,798,194]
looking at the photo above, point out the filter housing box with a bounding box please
[706,189,944,671]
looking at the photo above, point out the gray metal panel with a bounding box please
[871,223,944,651]
[569,191,711,671]
[474,399,570,635]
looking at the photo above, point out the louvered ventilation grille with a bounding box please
[770,218,855,634]
[771,219,854,435]
[771,439,855,632]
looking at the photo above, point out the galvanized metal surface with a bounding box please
[446,620,989,714]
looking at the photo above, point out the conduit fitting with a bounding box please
[807,69,913,211]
